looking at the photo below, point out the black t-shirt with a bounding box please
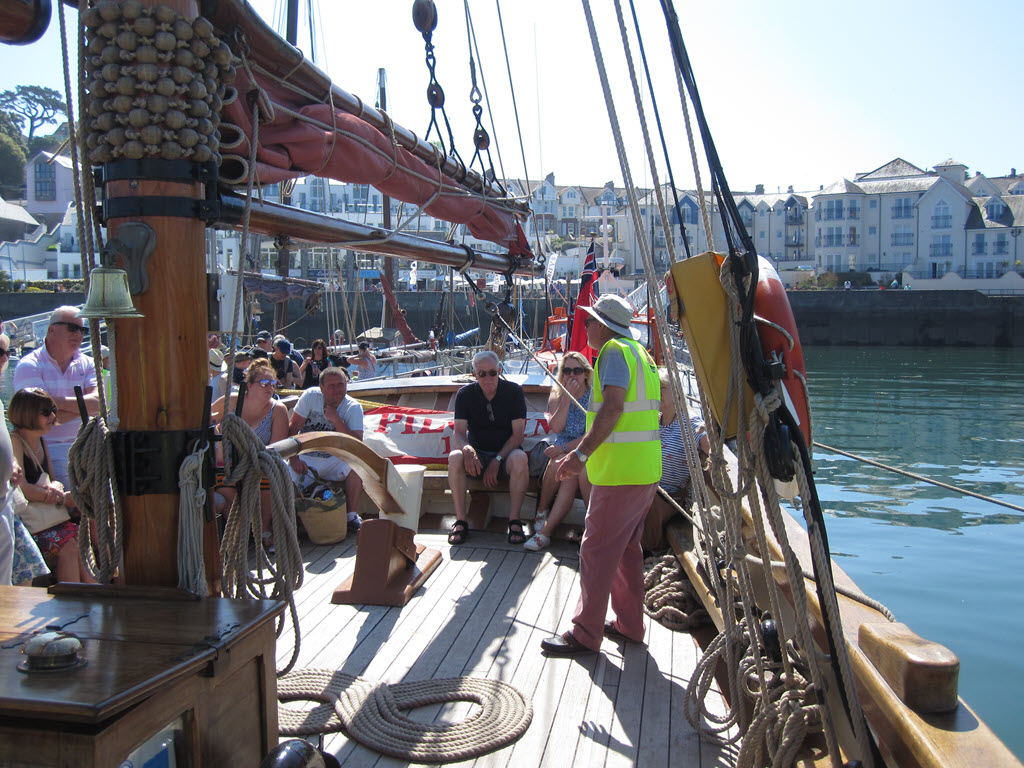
[270,355,295,383]
[454,378,527,452]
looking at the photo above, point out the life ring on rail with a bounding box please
[753,256,812,447]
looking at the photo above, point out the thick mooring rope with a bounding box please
[643,553,708,632]
[277,668,532,763]
[218,413,304,675]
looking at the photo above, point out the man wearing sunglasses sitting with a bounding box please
[447,350,529,545]
[12,306,100,488]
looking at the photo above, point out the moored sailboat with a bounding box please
[0,1,1020,766]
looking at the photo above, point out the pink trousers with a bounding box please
[570,482,658,651]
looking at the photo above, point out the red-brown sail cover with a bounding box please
[221,79,521,249]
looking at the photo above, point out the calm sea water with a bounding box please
[803,347,1024,762]
[3,348,1022,759]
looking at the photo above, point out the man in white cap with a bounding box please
[541,293,661,655]
[12,306,100,487]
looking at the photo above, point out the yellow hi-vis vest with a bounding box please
[586,336,662,486]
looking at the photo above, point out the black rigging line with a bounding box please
[626,0,690,259]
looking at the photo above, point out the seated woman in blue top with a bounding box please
[524,351,593,551]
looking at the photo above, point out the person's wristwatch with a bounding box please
[495,454,505,463]
[573,448,589,463]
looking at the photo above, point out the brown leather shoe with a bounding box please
[540,631,594,655]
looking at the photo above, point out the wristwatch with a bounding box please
[573,448,589,463]
[496,454,505,463]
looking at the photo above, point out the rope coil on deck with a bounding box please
[642,553,708,631]
[277,668,533,763]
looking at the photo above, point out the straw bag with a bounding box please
[295,488,347,544]
[11,484,71,535]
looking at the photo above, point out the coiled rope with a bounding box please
[277,667,532,763]
[176,439,209,596]
[642,553,708,632]
[218,413,304,675]
[68,416,124,584]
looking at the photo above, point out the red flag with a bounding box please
[568,240,598,361]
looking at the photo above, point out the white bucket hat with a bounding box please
[582,294,640,340]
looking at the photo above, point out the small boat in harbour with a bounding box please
[0,1,1019,766]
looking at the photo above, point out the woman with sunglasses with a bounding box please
[298,338,334,390]
[8,387,96,583]
[524,352,594,551]
[210,360,290,551]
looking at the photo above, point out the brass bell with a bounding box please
[78,265,145,319]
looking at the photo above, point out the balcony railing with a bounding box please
[847,208,861,220]
[847,234,860,246]
[931,215,952,229]
[972,244,988,255]
[785,213,803,225]
[929,244,953,257]
[822,211,845,221]
[994,243,1009,255]
[891,234,914,246]
[786,238,804,247]
[892,208,913,219]
[822,235,845,246]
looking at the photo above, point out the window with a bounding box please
[825,226,843,247]
[931,200,951,229]
[972,233,987,255]
[892,198,913,219]
[824,200,845,220]
[995,234,1009,255]
[34,178,55,201]
[892,225,913,246]
[986,200,1006,220]
[930,234,952,257]
[869,199,878,209]
[868,226,877,235]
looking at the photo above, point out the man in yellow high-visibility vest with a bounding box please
[541,294,662,655]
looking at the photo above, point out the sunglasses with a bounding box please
[475,369,498,378]
[0,347,8,358]
[53,321,87,334]
[562,366,586,376]
[485,401,495,422]
[39,407,58,416]
[256,378,278,387]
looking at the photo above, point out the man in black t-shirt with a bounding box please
[447,350,529,545]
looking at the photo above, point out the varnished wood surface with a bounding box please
[0,587,282,722]
[278,530,738,767]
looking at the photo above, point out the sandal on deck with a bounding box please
[448,520,469,545]
[507,520,526,545]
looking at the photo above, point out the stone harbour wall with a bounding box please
[5,288,1024,348]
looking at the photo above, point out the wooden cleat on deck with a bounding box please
[858,621,960,714]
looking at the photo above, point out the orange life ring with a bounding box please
[753,257,812,447]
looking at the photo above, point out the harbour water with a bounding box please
[803,347,1024,761]
[2,347,1022,760]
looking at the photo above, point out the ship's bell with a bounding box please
[78,266,144,319]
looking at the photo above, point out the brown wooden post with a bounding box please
[101,0,218,587]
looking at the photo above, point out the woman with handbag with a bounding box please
[8,387,96,583]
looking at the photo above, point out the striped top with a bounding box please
[659,416,704,494]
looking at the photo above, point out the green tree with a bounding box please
[0,85,65,141]
[0,108,24,144]
[0,132,26,197]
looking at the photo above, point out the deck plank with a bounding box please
[271,532,727,768]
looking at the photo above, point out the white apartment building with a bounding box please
[810,158,1024,290]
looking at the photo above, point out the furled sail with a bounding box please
[204,0,531,252]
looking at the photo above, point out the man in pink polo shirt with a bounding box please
[12,306,100,487]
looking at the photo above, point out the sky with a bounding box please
[0,0,1020,195]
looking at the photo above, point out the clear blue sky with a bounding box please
[1,0,1020,194]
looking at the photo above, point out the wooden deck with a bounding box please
[275,529,738,767]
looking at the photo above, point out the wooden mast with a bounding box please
[103,0,218,587]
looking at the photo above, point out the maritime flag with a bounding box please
[568,239,598,360]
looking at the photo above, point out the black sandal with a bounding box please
[507,520,526,545]
[448,520,469,545]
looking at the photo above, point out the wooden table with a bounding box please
[0,585,283,767]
